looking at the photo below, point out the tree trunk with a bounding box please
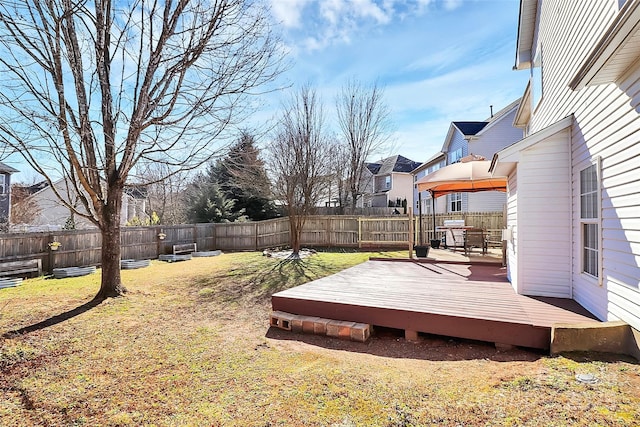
[289,214,301,255]
[95,189,127,300]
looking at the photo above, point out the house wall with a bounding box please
[467,192,507,213]
[526,0,640,326]
[470,108,523,159]
[413,159,446,214]
[446,128,469,210]
[517,129,572,297]
[388,173,415,207]
[0,173,9,223]
[22,181,141,229]
[506,170,518,291]
[467,107,522,214]
[26,184,95,229]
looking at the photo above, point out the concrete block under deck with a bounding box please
[270,311,371,343]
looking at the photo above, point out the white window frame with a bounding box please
[448,192,462,212]
[384,176,391,189]
[579,159,602,284]
[449,148,463,164]
[0,173,6,195]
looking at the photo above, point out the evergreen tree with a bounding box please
[185,176,244,223]
[211,132,279,221]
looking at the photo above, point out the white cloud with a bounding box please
[351,0,393,24]
[442,0,463,11]
[270,0,309,28]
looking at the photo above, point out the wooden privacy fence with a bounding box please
[0,212,504,272]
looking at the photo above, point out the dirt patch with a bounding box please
[262,247,317,259]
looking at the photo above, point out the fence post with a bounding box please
[156,226,162,258]
[357,217,362,249]
[408,208,414,259]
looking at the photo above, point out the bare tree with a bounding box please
[0,0,284,299]
[336,80,393,209]
[268,85,335,256]
[138,163,189,225]
[9,184,41,225]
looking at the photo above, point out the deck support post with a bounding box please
[405,329,419,342]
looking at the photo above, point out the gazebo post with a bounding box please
[418,192,423,245]
[430,190,437,242]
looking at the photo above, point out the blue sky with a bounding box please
[5,0,529,182]
[264,0,529,163]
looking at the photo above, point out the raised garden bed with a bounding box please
[158,254,192,262]
[0,277,23,289]
[52,266,97,279]
[120,259,151,269]
[192,250,222,257]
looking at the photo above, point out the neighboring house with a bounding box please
[414,100,522,215]
[490,0,640,333]
[0,162,19,227]
[365,155,421,208]
[13,179,148,230]
[411,152,446,214]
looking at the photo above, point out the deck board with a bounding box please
[271,260,597,349]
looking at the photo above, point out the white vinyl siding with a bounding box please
[506,171,518,291]
[467,191,507,213]
[517,129,572,297]
[469,107,523,160]
[447,130,467,165]
[529,0,639,326]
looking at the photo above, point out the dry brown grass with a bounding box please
[1,250,639,426]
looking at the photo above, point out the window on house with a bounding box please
[580,162,600,280]
[448,192,462,212]
[423,197,432,214]
[449,148,463,164]
[384,176,391,189]
[0,174,5,194]
[532,45,543,110]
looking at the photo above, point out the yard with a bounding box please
[1,251,639,426]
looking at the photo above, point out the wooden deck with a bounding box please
[271,259,598,350]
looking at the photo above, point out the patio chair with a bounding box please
[464,229,487,255]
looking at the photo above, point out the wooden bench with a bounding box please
[173,243,197,255]
[0,259,42,279]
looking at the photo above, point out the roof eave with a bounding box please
[569,0,640,90]
[514,0,538,71]
[492,115,573,169]
[513,80,532,128]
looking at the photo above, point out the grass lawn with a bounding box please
[1,250,639,426]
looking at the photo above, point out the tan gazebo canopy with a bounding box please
[415,159,507,197]
[415,156,507,244]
